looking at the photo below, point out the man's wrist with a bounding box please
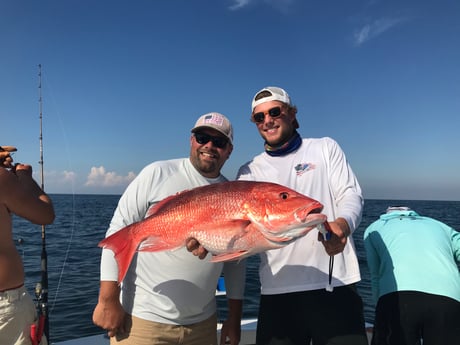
[336,218,351,237]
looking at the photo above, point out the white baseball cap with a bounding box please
[251,86,299,129]
[251,86,291,111]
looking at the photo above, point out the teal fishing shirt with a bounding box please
[363,209,460,303]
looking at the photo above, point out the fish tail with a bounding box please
[98,225,138,283]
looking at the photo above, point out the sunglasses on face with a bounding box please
[252,106,282,123]
[194,132,228,149]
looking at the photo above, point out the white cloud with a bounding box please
[228,0,293,11]
[31,170,78,194]
[353,17,406,46]
[229,0,251,10]
[35,170,76,185]
[62,170,76,183]
[85,166,136,187]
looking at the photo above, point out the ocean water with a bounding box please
[13,195,460,343]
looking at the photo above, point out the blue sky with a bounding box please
[1,0,459,200]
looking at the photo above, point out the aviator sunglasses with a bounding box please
[252,106,283,123]
[194,132,228,148]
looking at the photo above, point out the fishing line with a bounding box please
[49,206,76,314]
[39,68,78,315]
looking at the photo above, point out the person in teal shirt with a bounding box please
[364,206,460,345]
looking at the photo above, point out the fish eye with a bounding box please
[279,192,289,200]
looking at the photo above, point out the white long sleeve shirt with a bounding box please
[237,137,363,294]
[100,158,246,324]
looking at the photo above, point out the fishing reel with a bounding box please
[34,281,49,323]
[35,282,44,302]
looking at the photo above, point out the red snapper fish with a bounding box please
[99,181,327,283]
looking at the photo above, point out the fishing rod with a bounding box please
[31,63,49,345]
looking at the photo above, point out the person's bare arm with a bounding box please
[92,280,126,337]
[0,164,54,225]
[219,298,243,345]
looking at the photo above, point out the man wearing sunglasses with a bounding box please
[237,86,367,345]
[93,112,245,345]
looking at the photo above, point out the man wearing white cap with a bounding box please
[237,87,367,344]
[93,112,245,345]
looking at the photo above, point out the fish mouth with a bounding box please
[261,206,327,242]
[293,205,325,224]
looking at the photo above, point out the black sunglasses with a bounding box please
[194,132,228,149]
[252,106,282,123]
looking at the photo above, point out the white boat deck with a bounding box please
[51,282,372,344]
[52,319,374,345]
[51,318,257,345]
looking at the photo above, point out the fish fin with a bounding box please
[210,251,249,262]
[138,236,179,252]
[145,195,175,217]
[98,224,140,284]
[145,189,191,218]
